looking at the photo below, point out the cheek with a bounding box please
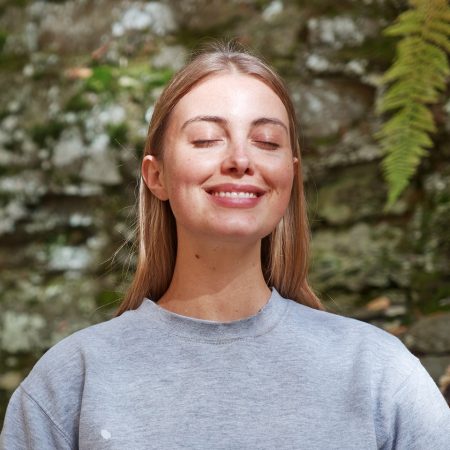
[269,159,295,194]
[273,163,296,213]
[162,158,207,219]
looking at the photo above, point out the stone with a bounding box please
[0,200,28,235]
[0,371,22,391]
[165,0,248,31]
[419,356,450,384]
[238,3,306,58]
[28,0,116,54]
[80,136,122,185]
[307,15,380,50]
[151,45,187,72]
[420,202,450,275]
[112,2,176,37]
[0,171,47,202]
[0,270,113,366]
[423,163,450,203]
[48,245,93,271]
[315,164,389,225]
[321,292,361,317]
[403,313,450,353]
[309,222,404,292]
[288,79,373,138]
[1,116,19,132]
[305,50,368,77]
[98,105,126,127]
[262,0,283,21]
[302,129,385,184]
[0,312,46,353]
[52,127,86,168]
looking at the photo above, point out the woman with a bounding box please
[1,42,449,450]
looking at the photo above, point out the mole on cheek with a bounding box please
[195,254,200,259]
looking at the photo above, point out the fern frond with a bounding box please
[376,0,450,210]
[380,137,429,210]
[379,81,441,111]
[376,107,436,136]
[424,29,450,52]
[380,128,434,148]
[428,19,450,36]
[384,11,423,36]
[382,38,447,83]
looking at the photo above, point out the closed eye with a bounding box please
[192,139,222,148]
[254,141,280,150]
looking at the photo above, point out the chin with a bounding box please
[205,224,275,242]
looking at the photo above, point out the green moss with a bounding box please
[30,120,65,146]
[143,69,173,88]
[0,30,8,52]
[411,272,450,315]
[0,109,9,121]
[294,0,398,19]
[95,290,122,309]
[119,61,173,91]
[107,123,128,148]
[0,0,29,16]
[0,53,28,71]
[64,92,92,112]
[310,134,342,147]
[85,65,117,93]
[337,35,397,67]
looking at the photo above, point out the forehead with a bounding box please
[169,73,289,128]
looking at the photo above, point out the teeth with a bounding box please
[213,191,257,198]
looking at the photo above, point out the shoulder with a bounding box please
[283,298,419,385]
[12,306,147,444]
[285,297,411,351]
[20,305,146,402]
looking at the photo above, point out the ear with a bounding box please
[141,155,169,201]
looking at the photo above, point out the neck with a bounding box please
[157,232,271,321]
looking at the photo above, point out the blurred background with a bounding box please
[1,0,449,422]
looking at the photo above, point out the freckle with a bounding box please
[212,266,216,271]
[195,254,200,259]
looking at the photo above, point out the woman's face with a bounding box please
[143,72,297,243]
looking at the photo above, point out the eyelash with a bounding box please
[254,141,279,150]
[192,140,221,148]
[191,140,279,150]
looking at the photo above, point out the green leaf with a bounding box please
[384,10,423,37]
[423,29,450,52]
[427,19,450,36]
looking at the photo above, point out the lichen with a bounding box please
[0,311,46,353]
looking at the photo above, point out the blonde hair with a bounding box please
[115,41,324,316]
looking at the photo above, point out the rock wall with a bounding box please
[1,0,449,420]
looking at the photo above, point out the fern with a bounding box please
[376,0,450,211]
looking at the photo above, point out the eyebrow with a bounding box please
[180,115,289,134]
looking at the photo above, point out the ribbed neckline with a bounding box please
[138,288,290,342]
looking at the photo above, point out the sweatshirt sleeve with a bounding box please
[380,359,450,450]
[0,385,72,450]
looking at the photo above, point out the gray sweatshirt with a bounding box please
[1,288,449,449]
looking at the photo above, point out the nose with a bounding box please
[220,140,254,177]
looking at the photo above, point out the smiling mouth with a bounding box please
[205,184,266,199]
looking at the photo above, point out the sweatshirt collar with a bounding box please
[138,288,289,342]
